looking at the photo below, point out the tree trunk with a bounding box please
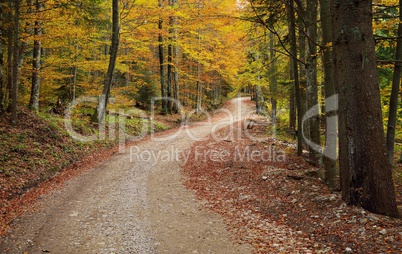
[255,84,264,114]
[158,0,167,113]
[298,5,307,143]
[71,65,77,101]
[70,41,78,103]
[29,0,42,112]
[331,0,399,217]
[8,0,30,114]
[289,0,302,156]
[196,17,202,112]
[11,0,21,125]
[196,64,202,112]
[305,0,320,161]
[255,51,264,115]
[95,0,119,124]
[6,0,13,112]
[168,0,179,113]
[289,61,296,131]
[269,32,277,125]
[173,10,179,112]
[319,0,337,190]
[386,0,402,164]
[167,26,173,113]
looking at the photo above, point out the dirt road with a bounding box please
[0,98,253,254]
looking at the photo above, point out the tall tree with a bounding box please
[172,0,179,112]
[7,0,29,115]
[386,0,402,164]
[167,12,173,112]
[29,0,43,112]
[269,32,277,125]
[11,0,21,124]
[331,0,398,217]
[319,0,337,190]
[70,41,79,103]
[195,0,202,113]
[297,0,307,142]
[289,62,296,131]
[6,0,14,112]
[305,0,320,160]
[95,0,120,124]
[254,50,264,114]
[289,0,302,156]
[167,0,180,113]
[158,0,167,113]
[196,54,202,112]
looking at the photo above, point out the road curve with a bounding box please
[0,97,254,254]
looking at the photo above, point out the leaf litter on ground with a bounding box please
[182,120,402,253]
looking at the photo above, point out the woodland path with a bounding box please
[0,98,254,253]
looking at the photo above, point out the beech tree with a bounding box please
[319,0,337,190]
[6,0,13,112]
[195,0,203,113]
[331,0,398,217]
[289,0,302,156]
[386,0,402,164]
[305,0,320,161]
[95,0,120,124]
[269,32,277,124]
[158,0,167,113]
[167,0,179,113]
[29,0,43,112]
[10,0,21,124]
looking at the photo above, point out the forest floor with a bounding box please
[182,117,402,253]
[0,98,401,253]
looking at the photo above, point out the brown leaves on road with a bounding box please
[182,121,402,253]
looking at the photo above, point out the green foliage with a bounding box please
[132,72,158,109]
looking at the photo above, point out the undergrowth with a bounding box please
[0,107,170,202]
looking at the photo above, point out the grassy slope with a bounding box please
[0,108,172,210]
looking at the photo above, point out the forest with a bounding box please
[0,0,402,250]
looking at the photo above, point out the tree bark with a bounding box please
[167,25,173,113]
[95,0,119,124]
[331,0,399,217]
[173,2,179,113]
[70,41,78,103]
[289,0,302,156]
[168,0,179,113]
[11,0,21,125]
[386,0,402,164]
[319,0,337,190]
[298,3,307,142]
[255,84,264,114]
[305,0,320,161]
[9,0,30,114]
[195,2,202,113]
[289,61,296,131]
[196,64,202,112]
[158,0,167,113]
[29,0,42,112]
[6,0,13,112]
[269,32,277,124]
[255,51,264,115]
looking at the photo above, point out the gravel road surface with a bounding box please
[0,98,253,254]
